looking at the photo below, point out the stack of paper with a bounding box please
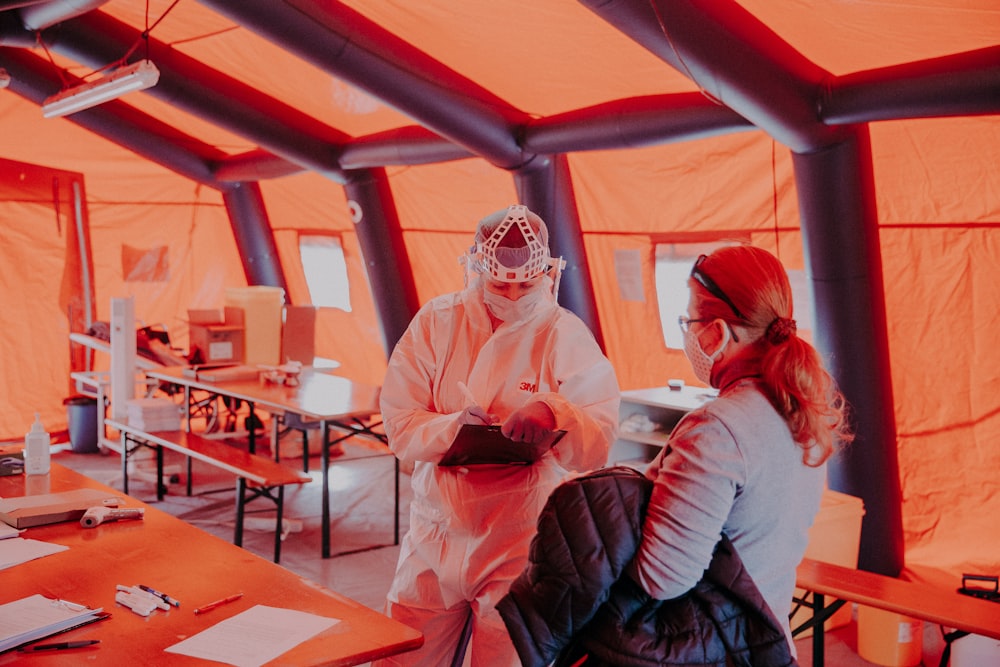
[126,397,181,432]
[0,594,106,652]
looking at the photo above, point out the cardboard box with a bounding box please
[225,287,284,366]
[282,305,316,364]
[188,308,244,364]
[0,488,123,529]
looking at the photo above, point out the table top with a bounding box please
[147,366,381,422]
[0,465,422,665]
[621,385,719,412]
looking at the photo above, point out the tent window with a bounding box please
[299,234,351,312]
[655,241,730,349]
[654,241,812,349]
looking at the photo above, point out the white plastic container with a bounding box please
[225,286,285,366]
[857,605,923,667]
[24,413,51,475]
[952,633,1000,667]
[790,488,866,635]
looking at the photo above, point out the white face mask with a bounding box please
[683,322,730,385]
[483,282,550,322]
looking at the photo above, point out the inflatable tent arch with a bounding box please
[0,0,997,580]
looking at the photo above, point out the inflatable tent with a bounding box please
[0,0,997,580]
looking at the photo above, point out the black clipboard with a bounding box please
[439,424,566,466]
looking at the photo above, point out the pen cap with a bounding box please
[24,413,51,475]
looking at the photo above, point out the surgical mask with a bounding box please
[483,282,550,322]
[683,323,730,385]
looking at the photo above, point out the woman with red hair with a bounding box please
[623,244,854,659]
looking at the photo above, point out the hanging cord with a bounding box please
[37,0,179,87]
[35,33,70,87]
[771,139,781,261]
[123,0,181,63]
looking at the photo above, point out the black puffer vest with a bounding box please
[497,466,796,667]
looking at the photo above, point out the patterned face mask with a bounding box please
[683,322,730,385]
[482,281,550,322]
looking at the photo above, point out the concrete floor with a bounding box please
[50,432,948,667]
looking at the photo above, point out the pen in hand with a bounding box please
[19,640,100,652]
[457,382,496,425]
[193,592,243,615]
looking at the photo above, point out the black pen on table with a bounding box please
[19,640,100,652]
[193,591,243,615]
[138,583,180,607]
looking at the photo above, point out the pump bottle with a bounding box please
[24,413,50,475]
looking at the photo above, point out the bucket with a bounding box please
[857,605,923,667]
[225,286,285,366]
[64,395,99,453]
[952,633,1000,667]
[790,489,865,636]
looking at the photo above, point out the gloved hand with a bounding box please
[501,401,556,444]
[459,404,497,426]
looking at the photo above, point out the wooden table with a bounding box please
[144,366,396,558]
[0,464,422,665]
[794,557,1000,667]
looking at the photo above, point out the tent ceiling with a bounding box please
[0,0,998,579]
[1,0,996,181]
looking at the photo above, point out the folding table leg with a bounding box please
[156,445,165,501]
[120,433,130,495]
[234,477,246,547]
[274,486,285,563]
[812,592,825,667]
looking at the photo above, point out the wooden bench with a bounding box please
[793,557,1000,667]
[105,418,310,564]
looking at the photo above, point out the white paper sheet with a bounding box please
[0,537,68,570]
[165,605,340,667]
[0,521,22,540]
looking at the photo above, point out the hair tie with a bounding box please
[765,317,797,345]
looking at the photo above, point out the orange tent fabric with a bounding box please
[0,0,997,580]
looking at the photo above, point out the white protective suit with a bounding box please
[376,275,620,667]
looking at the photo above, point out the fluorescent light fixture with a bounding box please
[42,60,160,118]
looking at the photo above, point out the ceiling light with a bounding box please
[41,60,160,118]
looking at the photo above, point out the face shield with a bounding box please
[460,205,566,294]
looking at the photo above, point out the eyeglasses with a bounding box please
[690,254,745,320]
[677,316,712,333]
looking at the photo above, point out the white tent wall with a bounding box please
[0,0,996,584]
[262,172,388,387]
[871,117,1000,574]
[0,166,80,435]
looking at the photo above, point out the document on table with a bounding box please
[165,605,340,667]
[0,537,68,570]
[0,594,104,652]
[0,521,21,540]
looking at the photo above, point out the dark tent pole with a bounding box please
[342,168,420,356]
[221,182,289,292]
[515,155,606,350]
[793,129,903,576]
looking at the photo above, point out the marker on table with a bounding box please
[19,640,100,652]
[138,584,180,607]
[193,592,243,615]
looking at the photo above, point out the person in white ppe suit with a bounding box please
[374,205,620,667]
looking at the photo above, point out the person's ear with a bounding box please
[698,319,729,356]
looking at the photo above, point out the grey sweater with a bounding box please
[629,376,825,647]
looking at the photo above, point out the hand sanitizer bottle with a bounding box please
[24,413,51,475]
